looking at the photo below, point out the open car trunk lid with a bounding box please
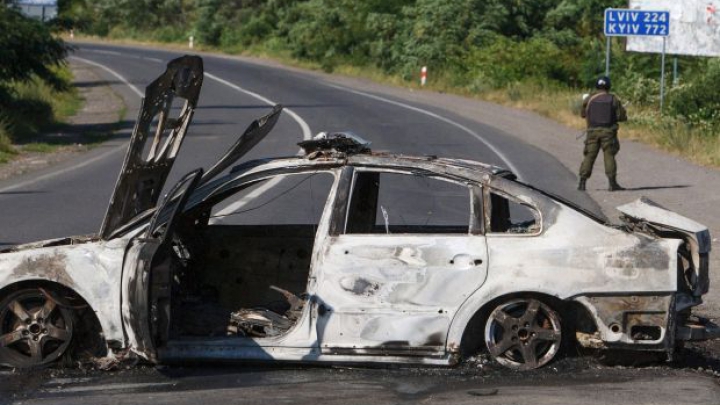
[617,197,711,296]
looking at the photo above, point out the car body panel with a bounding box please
[617,197,711,296]
[0,237,130,346]
[316,234,488,354]
[100,56,203,239]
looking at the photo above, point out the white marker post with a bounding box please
[420,66,427,86]
[189,36,194,49]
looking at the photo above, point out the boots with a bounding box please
[577,178,586,191]
[608,177,625,191]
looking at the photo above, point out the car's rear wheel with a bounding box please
[0,288,74,368]
[484,297,562,370]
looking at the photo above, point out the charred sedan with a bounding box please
[0,56,717,371]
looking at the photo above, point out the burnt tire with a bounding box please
[0,288,74,368]
[484,298,563,370]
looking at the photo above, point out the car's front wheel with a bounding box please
[0,288,74,368]
[483,297,563,370]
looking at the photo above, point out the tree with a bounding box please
[0,7,68,89]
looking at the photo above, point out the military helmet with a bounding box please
[596,76,611,90]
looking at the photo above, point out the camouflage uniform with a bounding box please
[578,90,627,190]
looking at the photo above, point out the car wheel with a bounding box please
[484,298,562,370]
[0,288,74,368]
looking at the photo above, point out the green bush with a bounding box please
[464,36,572,89]
[668,59,720,125]
[153,25,187,43]
[0,116,17,161]
[615,72,660,106]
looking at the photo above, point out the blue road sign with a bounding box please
[604,8,670,37]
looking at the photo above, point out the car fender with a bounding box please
[0,239,129,345]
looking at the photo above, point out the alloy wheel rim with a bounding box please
[0,290,73,367]
[484,298,562,370]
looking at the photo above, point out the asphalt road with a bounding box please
[0,42,599,246]
[0,43,718,404]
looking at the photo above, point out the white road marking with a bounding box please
[204,72,312,141]
[85,49,123,57]
[71,56,144,98]
[324,83,523,179]
[204,72,313,219]
[210,177,284,223]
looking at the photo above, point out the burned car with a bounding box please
[0,56,718,371]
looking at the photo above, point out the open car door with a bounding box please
[100,55,203,239]
[199,104,283,186]
[125,169,203,361]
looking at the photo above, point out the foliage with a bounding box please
[0,114,16,160]
[0,7,68,90]
[58,0,719,162]
[0,67,79,145]
[0,6,78,154]
[668,59,720,125]
[463,36,572,89]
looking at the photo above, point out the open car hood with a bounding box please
[100,56,204,239]
[100,55,284,240]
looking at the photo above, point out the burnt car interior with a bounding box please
[160,172,335,339]
[486,191,540,234]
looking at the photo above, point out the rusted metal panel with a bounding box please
[158,342,456,365]
[574,295,672,347]
[100,56,203,239]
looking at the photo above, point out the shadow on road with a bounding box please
[620,185,691,191]
[73,80,126,89]
[0,190,46,195]
[591,185,691,192]
[10,120,136,146]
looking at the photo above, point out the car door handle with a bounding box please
[449,255,483,268]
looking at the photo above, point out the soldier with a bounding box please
[577,76,627,191]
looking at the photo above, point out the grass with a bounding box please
[0,65,85,165]
[20,143,57,153]
[473,81,720,167]
[0,115,18,163]
[69,34,720,168]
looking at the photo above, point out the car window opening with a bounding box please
[345,172,472,235]
[488,192,540,234]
